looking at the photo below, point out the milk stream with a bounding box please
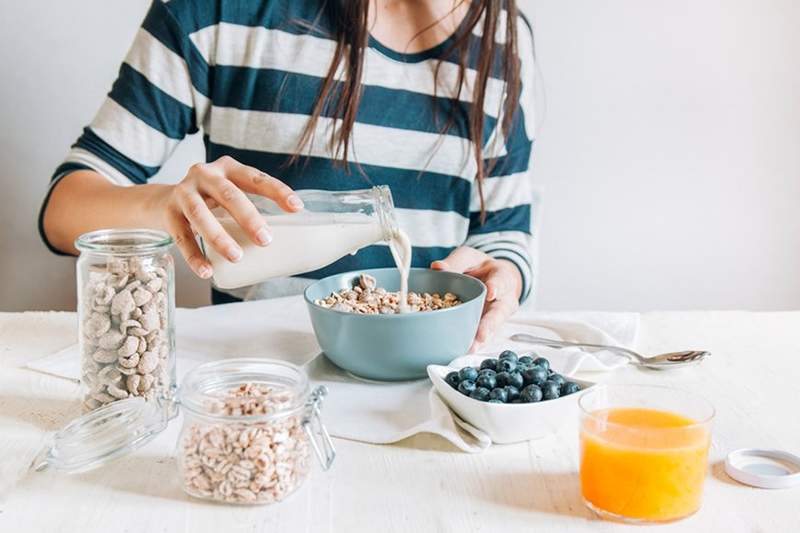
[388,229,412,313]
[207,212,413,309]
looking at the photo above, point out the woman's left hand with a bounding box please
[431,247,522,353]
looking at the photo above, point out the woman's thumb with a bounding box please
[430,246,484,273]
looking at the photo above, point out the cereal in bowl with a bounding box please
[313,273,462,314]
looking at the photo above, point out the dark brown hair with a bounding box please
[294,1,521,222]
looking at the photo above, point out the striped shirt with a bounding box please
[41,0,536,302]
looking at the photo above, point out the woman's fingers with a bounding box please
[469,297,516,353]
[175,183,243,262]
[165,210,213,279]
[466,262,509,302]
[430,246,487,274]
[200,174,272,247]
[218,157,303,213]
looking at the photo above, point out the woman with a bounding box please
[39,0,535,350]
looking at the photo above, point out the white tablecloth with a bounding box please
[1,304,799,532]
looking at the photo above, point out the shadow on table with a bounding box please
[179,329,319,367]
[710,459,742,487]
[0,394,80,431]
[71,454,191,504]
[454,470,596,520]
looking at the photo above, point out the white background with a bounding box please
[0,0,798,312]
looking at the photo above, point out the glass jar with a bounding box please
[202,186,400,289]
[76,229,176,413]
[176,359,332,504]
[32,358,335,506]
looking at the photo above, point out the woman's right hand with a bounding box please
[155,156,303,279]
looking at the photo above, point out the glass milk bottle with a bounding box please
[202,186,399,290]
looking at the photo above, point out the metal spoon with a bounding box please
[509,333,710,370]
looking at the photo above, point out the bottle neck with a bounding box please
[373,186,399,242]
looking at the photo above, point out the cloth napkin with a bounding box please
[24,299,639,452]
[494,311,640,375]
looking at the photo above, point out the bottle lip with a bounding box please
[75,229,173,256]
[178,358,311,422]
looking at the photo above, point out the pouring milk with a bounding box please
[202,187,413,310]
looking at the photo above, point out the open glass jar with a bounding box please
[76,229,176,412]
[33,358,335,505]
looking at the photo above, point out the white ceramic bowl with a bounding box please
[428,355,595,444]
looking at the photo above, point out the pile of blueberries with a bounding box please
[445,350,581,404]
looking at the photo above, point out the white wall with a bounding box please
[525,0,800,310]
[0,0,798,312]
[0,1,210,311]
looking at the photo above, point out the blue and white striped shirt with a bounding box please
[43,0,536,302]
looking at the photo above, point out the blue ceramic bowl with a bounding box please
[304,268,486,381]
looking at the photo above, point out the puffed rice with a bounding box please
[314,273,462,314]
[179,384,311,504]
[80,256,172,412]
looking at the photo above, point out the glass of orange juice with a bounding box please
[579,384,714,523]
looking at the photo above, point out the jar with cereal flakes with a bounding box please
[32,358,336,506]
[176,359,334,504]
[76,229,176,412]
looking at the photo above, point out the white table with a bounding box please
[1,305,799,532]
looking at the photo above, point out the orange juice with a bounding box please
[580,407,710,522]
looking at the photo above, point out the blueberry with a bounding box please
[458,367,479,382]
[561,382,581,395]
[541,380,561,400]
[499,350,518,363]
[488,399,504,404]
[478,368,496,378]
[515,362,532,374]
[510,398,524,404]
[480,358,498,371]
[457,380,477,396]
[489,387,509,403]
[476,373,497,390]
[495,371,511,387]
[445,371,461,389]
[522,366,548,386]
[496,358,517,373]
[518,355,535,366]
[520,385,543,403]
[548,374,567,388]
[470,386,491,401]
[532,357,550,371]
[504,385,520,402]
[506,371,524,390]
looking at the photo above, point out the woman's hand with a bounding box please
[431,247,522,352]
[154,156,303,279]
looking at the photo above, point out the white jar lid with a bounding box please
[725,448,800,489]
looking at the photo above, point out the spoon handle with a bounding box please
[509,333,643,364]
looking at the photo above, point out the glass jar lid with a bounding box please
[75,229,173,256]
[32,397,170,474]
[32,358,335,475]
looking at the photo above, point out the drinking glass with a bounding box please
[579,384,714,523]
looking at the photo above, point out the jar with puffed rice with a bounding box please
[76,229,176,413]
[176,359,335,504]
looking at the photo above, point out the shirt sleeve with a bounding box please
[464,142,535,303]
[465,13,536,303]
[38,0,210,254]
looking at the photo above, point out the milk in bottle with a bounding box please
[202,187,406,291]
